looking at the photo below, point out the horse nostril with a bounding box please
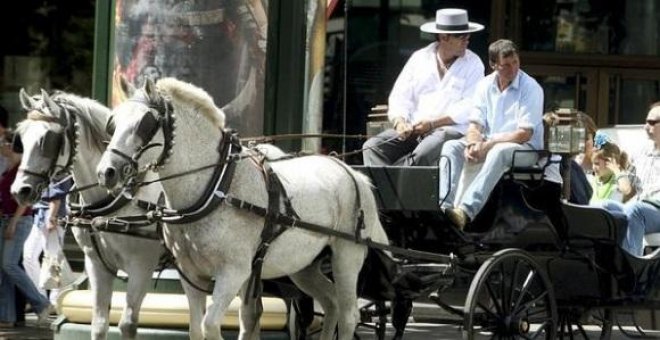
[104,166,117,180]
[18,186,33,201]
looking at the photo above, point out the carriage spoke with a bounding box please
[477,301,500,320]
[508,259,524,314]
[513,269,536,312]
[485,279,504,316]
[514,291,549,316]
[499,262,508,314]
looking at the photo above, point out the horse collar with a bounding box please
[152,99,175,169]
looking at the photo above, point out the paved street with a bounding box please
[3,307,659,339]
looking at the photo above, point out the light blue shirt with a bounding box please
[469,69,544,150]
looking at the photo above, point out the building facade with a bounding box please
[1,0,658,155]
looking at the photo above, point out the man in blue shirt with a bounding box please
[440,39,544,229]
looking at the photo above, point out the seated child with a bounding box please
[589,131,638,204]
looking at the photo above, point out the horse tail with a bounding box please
[330,159,389,246]
[353,171,389,245]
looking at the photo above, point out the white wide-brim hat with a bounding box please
[420,8,484,34]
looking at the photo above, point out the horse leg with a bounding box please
[289,260,338,340]
[180,278,207,340]
[331,243,366,340]
[86,255,115,340]
[237,282,262,340]
[117,261,157,339]
[204,268,251,340]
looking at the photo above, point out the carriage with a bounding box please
[351,160,660,339]
[13,78,660,340]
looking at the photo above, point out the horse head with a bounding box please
[11,88,110,205]
[96,78,171,192]
[97,77,225,193]
[11,89,76,204]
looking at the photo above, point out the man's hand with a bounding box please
[393,118,413,141]
[412,119,434,137]
[465,141,493,163]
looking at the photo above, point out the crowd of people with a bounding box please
[0,105,72,329]
[363,8,660,257]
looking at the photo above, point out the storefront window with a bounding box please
[521,0,660,56]
[608,76,660,124]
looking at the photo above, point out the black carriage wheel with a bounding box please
[463,249,558,340]
[354,300,388,340]
[557,307,613,340]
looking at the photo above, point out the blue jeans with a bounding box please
[440,140,536,219]
[0,215,49,323]
[601,200,660,257]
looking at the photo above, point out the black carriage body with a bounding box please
[353,165,660,313]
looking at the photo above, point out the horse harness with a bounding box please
[106,93,175,182]
[25,97,169,277]
[17,100,80,182]
[114,94,451,295]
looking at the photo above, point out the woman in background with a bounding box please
[0,133,50,328]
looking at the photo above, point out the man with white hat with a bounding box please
[362,8,485,167]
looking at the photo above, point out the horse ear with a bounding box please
[105,115,115,136]
[120,75,136,98]
[144,77,157,101]
[19,88,37,110]
[41,89,60,116]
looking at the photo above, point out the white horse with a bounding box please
[10,89,167,340]
[95,77,389,340]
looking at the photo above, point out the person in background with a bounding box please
[0,106,27,326]
[362,8,485,167]
[601,102,660,256]
[23,176,74,309]
[0,105,9,174]
[589,131,638,204]
[0,133,51,328]
[568,112,597,204]
[574,112,598,177]
[441,39,544,229]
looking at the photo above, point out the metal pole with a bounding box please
[341,0,349,154]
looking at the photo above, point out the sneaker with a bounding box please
[36,304,53,327]
[446,207,469,230]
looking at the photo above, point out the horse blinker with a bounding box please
[40,130,64,158]
[11,134,23,154]
[136,110,160,142]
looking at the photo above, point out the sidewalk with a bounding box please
[0,314,54,340]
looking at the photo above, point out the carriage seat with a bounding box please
[352,165,441,211]
[560,202,626,247]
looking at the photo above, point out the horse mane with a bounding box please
[155,78,226,129]
[17,91,111,153]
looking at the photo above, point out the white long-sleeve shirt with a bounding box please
[387,42,485,135]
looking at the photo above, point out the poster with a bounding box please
[112,0,268,137]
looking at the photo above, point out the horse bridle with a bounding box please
[18,101,79,182]
[107,91,175,183]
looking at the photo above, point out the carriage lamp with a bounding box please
[547,108,586,154]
